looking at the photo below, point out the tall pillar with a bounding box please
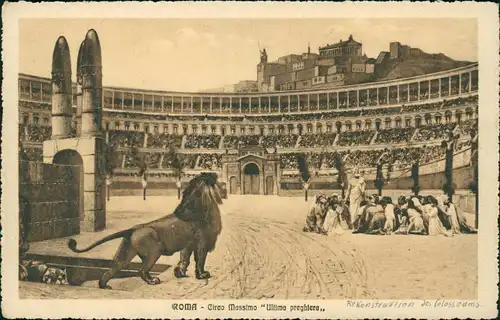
[80,31,103,137]
[459,74,462,94]
[80,29,106,232]
[50,36,73,139]
[75,41,84,136]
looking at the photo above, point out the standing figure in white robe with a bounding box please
[344,170,366,228]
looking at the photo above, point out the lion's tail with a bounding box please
[67,229,134,253]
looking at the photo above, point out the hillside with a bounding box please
[379,55,474,81]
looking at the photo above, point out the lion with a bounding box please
[67,172,223,289]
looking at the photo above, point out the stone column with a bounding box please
[75,41,84,136]
[50,36,73,139]
[80,29,106,232]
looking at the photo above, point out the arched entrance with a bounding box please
[266,176,274,195]
[243,163,260,195]
[53,149,84,221]
[229,176,238,194]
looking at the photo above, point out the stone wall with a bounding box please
[19,160,80,242]
[280,165,474,192]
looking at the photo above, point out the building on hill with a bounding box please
[391,42,427,60]
[256,35,385,92]
[318,34,363,59]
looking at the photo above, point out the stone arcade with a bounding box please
[42,30,107,232]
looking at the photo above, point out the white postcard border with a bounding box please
[1,2,499,319]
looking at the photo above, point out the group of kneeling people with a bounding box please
[303,193,477,236]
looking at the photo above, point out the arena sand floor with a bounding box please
[21,195,477,300]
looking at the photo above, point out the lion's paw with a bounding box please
[196,271,211,280]
[146,277,161,285]
[174,266,188,278]
[99,283,112,290]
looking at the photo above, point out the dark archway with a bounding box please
[53,149,84,221]
[243,162,260,194]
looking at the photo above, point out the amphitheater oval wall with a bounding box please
[19,64,479,200]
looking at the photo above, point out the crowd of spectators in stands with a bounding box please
[375,127,415,144]
[146,133,183,149]
[161,153,197,169]
[403,101,442,113]
[22,125,51,142]
[280,153,300,169]
[337,130,375,146]
[345,149,384,168]
[261,134,298,148]
[184,134,221,149]
[298,133,336,148]
[223,135,260,149]
[413,123,456,142]
[109,130,145,148]
[197,154,222,170]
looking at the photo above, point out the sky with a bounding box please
[19,19,477,92]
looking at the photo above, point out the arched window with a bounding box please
[316,123,323,134]
[424,113,432,125]
[395,116,402,128]
[435,113,442,124]
[345,121,352,132]
[415,115,422,128]
[405,116,412,127]
[385,117,392,129]
[355,120,362,131]
[365,120,372,130]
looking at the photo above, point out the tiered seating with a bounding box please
[109,130,145,148]
[280,153,299,169]
[403,102,442,113]
[161,153,198,169]
[222,135,260,149]
[322,151,349,169]
[26,125,51,142]
[146,133,183,149]
[298,133,336,147]
[261,134,298,148]
[184,134,221,149]
[197,154,222,170]
[345,149,384,168]
[413,123,456,141]
[457,119,476,136]
[337,130,375,146]
[375,127,415,144]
